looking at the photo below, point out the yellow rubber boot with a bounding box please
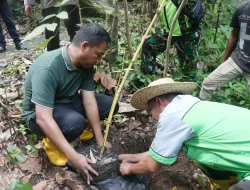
[209,176,239,190]
[80,122,94,141]
[42,138,68,166]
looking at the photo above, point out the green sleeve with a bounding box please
[149,148,177,165]
[81,68,95,92]
[31,67,56,108]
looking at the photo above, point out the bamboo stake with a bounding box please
[100,0,169,157]
[163,0,187,77]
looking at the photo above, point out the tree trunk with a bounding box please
[123,0,133,59]
[106,0,119,72]
[148,1,153,20]
[142,0,147,15]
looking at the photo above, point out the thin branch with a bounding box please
[108,0,119,78]
[123,0,133,59]
[163,0,187,77]
[214,1,221,43]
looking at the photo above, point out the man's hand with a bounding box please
[70,153,98,184]
[120,161,132,175]
[118,154,131,162]
[118,152,148,163]
[25,5,32,17]
[97,140,112,149]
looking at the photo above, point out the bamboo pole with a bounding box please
[163,0,187,77]
[100,0,169,157]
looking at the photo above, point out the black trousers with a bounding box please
[0,0,21,45]
[29,94,119,142]
[42,5,80,51]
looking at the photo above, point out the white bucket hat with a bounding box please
[131,78,197,110]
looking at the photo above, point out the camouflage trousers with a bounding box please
[141,29,200,77]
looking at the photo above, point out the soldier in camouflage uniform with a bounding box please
[141,0,203,78]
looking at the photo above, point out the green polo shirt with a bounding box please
[21,46,95,126]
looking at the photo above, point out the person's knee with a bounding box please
[97,95,119,120]
[108,97,119,115]
[61,113,87,142]
[201,76,212,87]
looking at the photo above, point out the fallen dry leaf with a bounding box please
[100,157,116,166]
[118,102,137,113]
[33,180,47,190]
[55,170,83,190]
[35,142,43,149]
[19,157,42,174]
[94,71,117,90]
[21,174,33,184]
[0,156,7,167]
[128,120,142,131]
[90,149,97,164]
[0,129,12,143]
[55,172,64,185]
[22,57,32,65]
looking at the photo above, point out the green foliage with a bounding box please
[17,124,29,134]
[27,134,38,142]
[25,145,39,154]
[96,1,115,15]
[23,23,57,42]
[211,78,250,109]
[7,144,27,164]
[55,0,70,7]
[23,0,70,42]
[197,175,206,189]
[7,179,32,190]
[34,37,54,50]
[113,114,123,122]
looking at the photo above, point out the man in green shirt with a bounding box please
[119,78,250,190]
[22,23,118,184]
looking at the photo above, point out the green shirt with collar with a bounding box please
[21,46,95,126]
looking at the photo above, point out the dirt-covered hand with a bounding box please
[104,141,112,149]
[120,161,132,175]
[70,153,99,184]
[97,141,112,149]
[118,154,130,162]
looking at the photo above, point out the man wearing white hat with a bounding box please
[119,78,250,190]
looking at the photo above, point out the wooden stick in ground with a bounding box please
[163,0,187,77]
[100,0,169,157]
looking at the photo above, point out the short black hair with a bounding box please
[148,93,182,105]
[72,23,111,47]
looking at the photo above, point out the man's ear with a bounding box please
[155,97,161,106]
[80,41,90,52]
